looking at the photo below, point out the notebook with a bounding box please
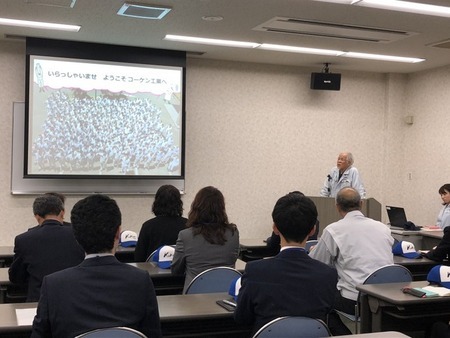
[386,206,420,230]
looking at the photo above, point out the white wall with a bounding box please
[0,39,444,246]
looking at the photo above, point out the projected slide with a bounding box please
[27,56,183,177]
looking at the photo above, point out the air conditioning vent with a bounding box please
[253,17,416,43]
[429,39,450,49]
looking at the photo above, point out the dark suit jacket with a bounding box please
[234,248,337,333]
[134,215,187,262]
[8,219,85,301]
[425,226,450,261]
[31,255,162,338]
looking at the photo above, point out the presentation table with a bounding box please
[357,281,450,335]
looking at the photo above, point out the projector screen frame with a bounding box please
[17,38,186,194]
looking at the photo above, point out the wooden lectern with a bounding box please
[307,196,381,237]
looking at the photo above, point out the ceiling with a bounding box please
[2,0,450,74]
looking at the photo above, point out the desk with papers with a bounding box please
[357,280,450,335]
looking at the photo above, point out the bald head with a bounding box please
[336,187,361,213]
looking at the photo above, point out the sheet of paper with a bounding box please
[422,286,450,297]
[421,226,442,232]
[15,308,36,326]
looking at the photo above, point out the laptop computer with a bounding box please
[385,206,421,230]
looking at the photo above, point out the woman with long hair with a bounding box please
[171,186,239,292]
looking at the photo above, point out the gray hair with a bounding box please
[345,152,354,165]
[336,187,361,212]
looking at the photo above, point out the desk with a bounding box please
[0,293,252,337]
[239,238,272,261]
[339,332,410,338]
[158,292,251,337]
[420,230,443,249]
[357,281,450,334]
[114,246,136,263]
[0,247,14,268]
[128,260,246,295]
[391,229,423,249]
[393,256,440,281]
[390,229,444,250]
[0,246,136,267]
[129,262,184,295]
[0,260,247,301]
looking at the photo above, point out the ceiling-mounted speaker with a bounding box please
[310,72,341,91]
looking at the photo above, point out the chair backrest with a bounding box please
[146,249,158,262]
[184,267,242,294]
[364,264,413,285]
[252,316,331,338]
[75,327,147,338]
[305,240,319,253]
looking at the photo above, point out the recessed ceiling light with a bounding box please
[164,34,425,63]
[164,35,259,48]
[202,16,223,22]
[117,2,171,20]
[342,51,424,63]
[25,0,76,8]
[314,0,450,18]
[259,43,342,56]
[0,18,80,31]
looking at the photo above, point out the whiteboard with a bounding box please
[11,102,185,195]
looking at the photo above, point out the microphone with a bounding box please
[327,175,332,193]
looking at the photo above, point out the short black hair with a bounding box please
[272,193,318,242]
[152,185,183,217]
[33,195,64,218]
[71,194,121,254]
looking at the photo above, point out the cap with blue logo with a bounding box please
[151,245,175,269]
[228,276,242,301]
[392,240,420,259]
[119,230,138,247]
[427,265,450,289]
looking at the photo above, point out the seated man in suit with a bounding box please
[265,191,319,256]
[31,194,162,338]
[9,194,85,301]
[234,192,347,335]
[28,192,71,230]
